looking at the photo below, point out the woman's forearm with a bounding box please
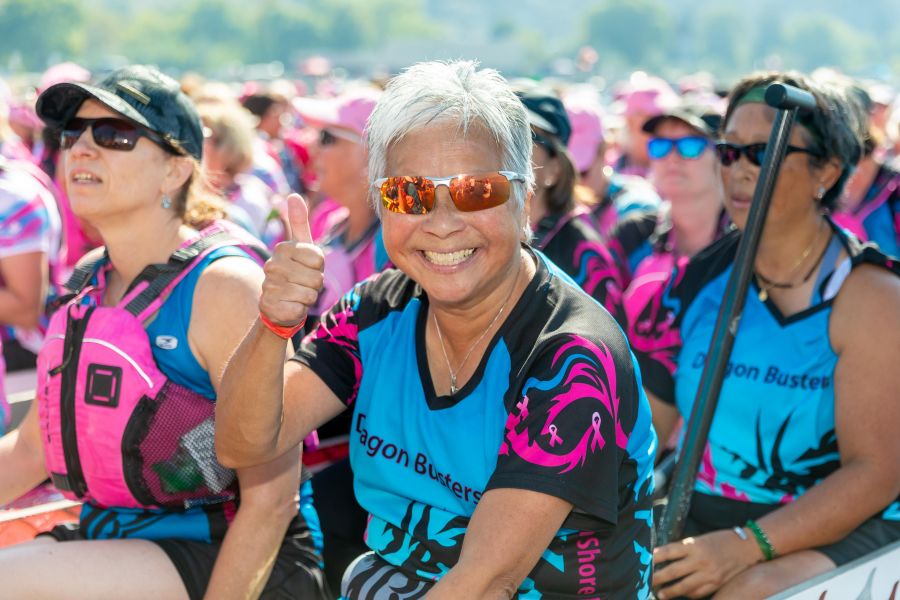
[202,492,297,600]
[216,320,292,468]
[0,288,43,329]
[0,405,49,505]
[0,252,48,329]
[426,567,517,600]
[757,460,898,556]
[203,450,302,600]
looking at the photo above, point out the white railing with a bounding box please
[770,540,900,599]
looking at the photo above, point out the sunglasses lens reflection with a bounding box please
[677,138,708,159]
[380,176,434,214]
[380,173,514,215]
[715,143,768,167]
[648,139,673,160]
[62,118,142,151]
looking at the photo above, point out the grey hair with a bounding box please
[366,60,534,222]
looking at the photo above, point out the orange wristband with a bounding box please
[259,312,305,339]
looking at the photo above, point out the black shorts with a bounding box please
[2,337,37,372]
[685,492,900,566]
[41,523,328,600]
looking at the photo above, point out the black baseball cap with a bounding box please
[642,102,722,139]
[36,65,204,160]
[516,86,572,146]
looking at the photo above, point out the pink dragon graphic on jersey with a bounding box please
[626,263,687,376]
[308,288,363,405]
[501,335,627,473]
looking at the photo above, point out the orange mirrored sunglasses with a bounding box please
[373,171,527,215]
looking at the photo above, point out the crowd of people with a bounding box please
[0,55,896,599]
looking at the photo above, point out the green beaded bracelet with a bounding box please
[745,519,777,561]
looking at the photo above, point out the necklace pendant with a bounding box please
[449,376,457,395]
[758,288,768,302]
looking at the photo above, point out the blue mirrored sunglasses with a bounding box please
[648,136,711,160]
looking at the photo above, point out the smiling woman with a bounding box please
[216,59,659,600]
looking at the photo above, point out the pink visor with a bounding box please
[293,88,381,138]
[565,101,606,173]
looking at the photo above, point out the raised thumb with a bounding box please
[286,193,313,244]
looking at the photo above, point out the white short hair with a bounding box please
[366,60,534,220]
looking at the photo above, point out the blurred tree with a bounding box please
[697,7,747,77]
[750,9,787,71]
[249,1,325,64]
[783,15,867,72]
[367,0,442,40]
[0,0,85,70]
[583,0,672,71]
[0,0,896,84]
[112,8,193,68]
[183,0,243,45]
[317,2,367,50]
[181,0,246,69]
[492,19,516,41]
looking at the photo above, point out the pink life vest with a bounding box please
[37,223,268,510]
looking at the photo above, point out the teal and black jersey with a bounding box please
[295,248,657,599]
[533,211,626,326]
[632,220,900,520]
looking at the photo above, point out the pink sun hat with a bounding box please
[39,62,91,94]
[564,97,606,174]
[292,87,381,138]
[617,74,678,118]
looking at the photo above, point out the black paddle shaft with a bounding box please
[657,83,817,546]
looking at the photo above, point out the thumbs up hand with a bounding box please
[259,194,325,327]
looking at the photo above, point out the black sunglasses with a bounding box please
[61,117,179,154]
[319,128,361,147]
[714,142,822,167]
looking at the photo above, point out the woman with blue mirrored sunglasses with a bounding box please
[647,136,712,160]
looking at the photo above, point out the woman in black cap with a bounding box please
[0,65,326,600]
[611,100,729,334]
[517,86,626,325]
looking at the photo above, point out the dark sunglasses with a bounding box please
[714,142,822,167]
[61,117,178,154]
[373,171,526,215]
[648,136,711,160]
[319,128,361,146]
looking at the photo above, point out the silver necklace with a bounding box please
[431,266,520,395]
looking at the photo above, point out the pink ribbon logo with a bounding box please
[548,424,563,447]
[516,396,529,419]
[590,412,605,451]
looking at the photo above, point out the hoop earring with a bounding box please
[161,194,172,209]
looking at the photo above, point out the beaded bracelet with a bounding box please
[745,519,777,561]
[259,312,305,340]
